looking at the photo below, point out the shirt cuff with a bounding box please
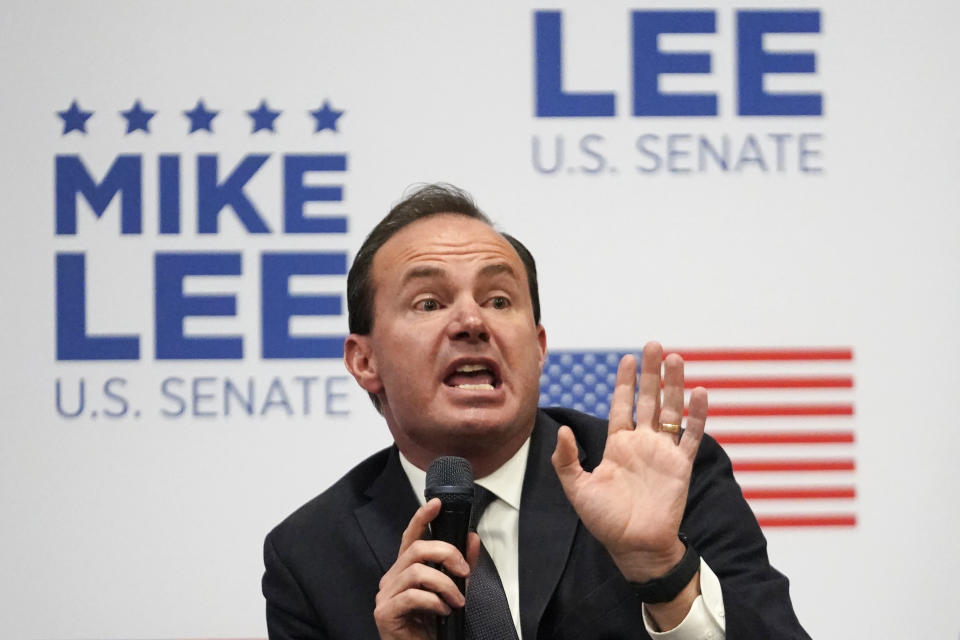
[641,558,726,639]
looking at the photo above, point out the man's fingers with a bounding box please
[375,586,455,623]
[608,354,638,434]
[382,560,466,608]
[398,498,441,555]
[636,342,664,429]
[680,386,708,459]
[385,500,469,594]
[659,353,685,432]
[375,502,471,637]
[390,539,470,582]
[551,425,585,494]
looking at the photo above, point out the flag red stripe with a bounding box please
[756,515,857,527]
[685,404,854,417]
[743,487,856,500]
[733,459,856,472]
[713,431,855,444]
[682,376,853,389]
[666,348,853,361]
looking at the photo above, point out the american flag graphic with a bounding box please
[539,348,857,529]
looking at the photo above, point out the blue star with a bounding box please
[247,99,281,133]
[120,99,156,134]
[310,100,344,133]
[57,99,94,135]
[184,99,218,133]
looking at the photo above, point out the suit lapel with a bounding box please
[354,446,421,572]
[518,411,583,640]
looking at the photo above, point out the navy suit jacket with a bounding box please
[263,408,809,639]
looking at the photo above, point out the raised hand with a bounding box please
[374,499,480,640]
[550,341,708,583]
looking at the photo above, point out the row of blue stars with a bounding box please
[57,99,344,135]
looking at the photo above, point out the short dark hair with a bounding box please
[346,183,541,336]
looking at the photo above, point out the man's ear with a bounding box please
[537,324,547,371]
[344,334,383,394]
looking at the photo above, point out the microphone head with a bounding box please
[424,456,474,505]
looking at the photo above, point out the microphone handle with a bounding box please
[430,499,472,640]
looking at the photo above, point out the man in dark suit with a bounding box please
[263,184,809,639]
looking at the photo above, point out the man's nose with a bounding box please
[449,299,490,343]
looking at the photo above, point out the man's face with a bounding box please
[345,214,547,471]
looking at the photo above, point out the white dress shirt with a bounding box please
[399,439,726,639]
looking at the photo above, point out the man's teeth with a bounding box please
[449,364,496,389]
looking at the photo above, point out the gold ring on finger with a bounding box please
[659,422,682,434]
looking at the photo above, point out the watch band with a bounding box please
[629,534,700,604]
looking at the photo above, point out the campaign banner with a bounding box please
[1,2,958,638]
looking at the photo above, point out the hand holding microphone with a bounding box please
[424,457,475,640]
[372,456,478,640]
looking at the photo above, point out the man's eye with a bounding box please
[416,299,440,311]
[490,296,510,309]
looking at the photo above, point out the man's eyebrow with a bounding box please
[401,265,446,284]
[479,263,517,279]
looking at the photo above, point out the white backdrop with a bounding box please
[2,1,959,638]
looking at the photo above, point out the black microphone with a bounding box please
[424,456,474,640]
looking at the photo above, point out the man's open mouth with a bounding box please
[443,363,501,391]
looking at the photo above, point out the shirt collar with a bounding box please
[398,437,530,511]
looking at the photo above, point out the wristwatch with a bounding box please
[629,534,700,604]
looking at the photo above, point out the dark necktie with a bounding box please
[466,486,520,640]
